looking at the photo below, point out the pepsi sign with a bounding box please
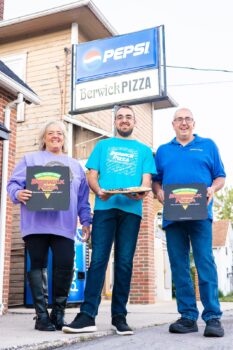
[74,27,158,82]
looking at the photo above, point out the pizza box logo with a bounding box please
[169,187,202,210]
[30,171,64,199]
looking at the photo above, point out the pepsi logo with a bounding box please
[83,49,102,71]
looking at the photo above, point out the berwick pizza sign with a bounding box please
[71,26,167,114]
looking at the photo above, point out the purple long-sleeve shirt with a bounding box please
[7,150,91,240]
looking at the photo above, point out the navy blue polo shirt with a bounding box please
[153,134,226,227]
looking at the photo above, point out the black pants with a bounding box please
[24,234,75,270]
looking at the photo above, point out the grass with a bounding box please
[219,291,233,302]
[219,295,233,302]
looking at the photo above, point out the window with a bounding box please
[1,53,27,122]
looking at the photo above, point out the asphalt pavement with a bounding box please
[0,300,232,350]
[57,311,233,350]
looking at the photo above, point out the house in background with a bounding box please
[154,225,172,301]
[0,59,39,314]
[212,220,233,296]
[153,199,172,301]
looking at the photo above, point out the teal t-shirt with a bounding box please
[86,137,156,217]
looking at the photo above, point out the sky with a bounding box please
[3,0,233,187]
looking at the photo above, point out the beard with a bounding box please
[116,128,133,137]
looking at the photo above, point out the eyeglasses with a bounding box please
[115,115,134,121]
[173,117,194,124]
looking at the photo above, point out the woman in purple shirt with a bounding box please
[7,121,91,332]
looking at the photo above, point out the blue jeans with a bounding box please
[166,219,222,321]
[81,209,141,318]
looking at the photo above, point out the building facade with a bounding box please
[213,220,233,296]
[0,59,39,314]
[0,1,174,309]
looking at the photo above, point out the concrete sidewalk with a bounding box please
[0,301,233,350]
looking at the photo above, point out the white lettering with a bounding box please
[112,155,129,162]
[102,41,150,63]
[114,47,124,60]
[70,256,79,292]
[110,151,134,158]
[133,42,146,56]
[103,49,114,62]
[122,45,134,58]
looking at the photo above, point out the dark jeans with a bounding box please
[81,209,141,318]
[24,234,75,270]
[166,219,222,321]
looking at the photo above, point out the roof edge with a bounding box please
[1,0,117,35]
[0,71,40,104]
[87,0,117,35]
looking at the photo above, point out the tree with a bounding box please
[214,186,233,222]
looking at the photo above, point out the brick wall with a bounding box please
[194,268,200,301]
[0,87,17,313]
[0,0,4,20]
[130,193,156,303]
[0,97,3,181]
[129,104,155,304]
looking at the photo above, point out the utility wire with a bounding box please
[169,80,233,87]
[166,65,233,74]
[162,65,233,86]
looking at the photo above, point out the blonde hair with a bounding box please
[38,121,68,153]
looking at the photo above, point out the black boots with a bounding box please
[27,269,55,331]
[50,268,74,330]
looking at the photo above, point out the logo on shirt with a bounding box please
[110,150,134,162]
[106,147,138,176]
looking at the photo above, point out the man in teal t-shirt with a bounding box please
[63,105,156,336]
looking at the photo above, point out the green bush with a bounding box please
[218,289,224,298]
[219,291,233,302]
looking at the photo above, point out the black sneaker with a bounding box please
[62,313,97,334]
[204,318,224,337]
[169,318,198,334]
[34,314,56,331]
[112,315,134,335]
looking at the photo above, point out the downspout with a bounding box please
[0,93,23,315]
[112,106,116,136]
[66,22,79,157]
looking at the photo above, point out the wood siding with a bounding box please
[0,25,154,306]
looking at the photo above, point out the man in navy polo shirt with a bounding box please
[153,107,226,337]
